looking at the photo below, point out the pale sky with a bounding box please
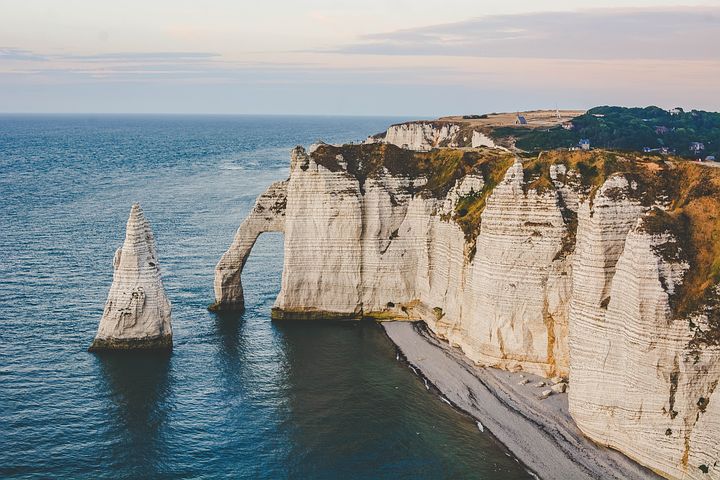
[1,0,719,115]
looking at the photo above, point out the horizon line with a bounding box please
[0,111,421,117]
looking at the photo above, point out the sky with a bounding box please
[1,0,719,115]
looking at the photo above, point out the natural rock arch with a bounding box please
[210,180,287,312]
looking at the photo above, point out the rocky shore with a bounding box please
[383,321,659,480]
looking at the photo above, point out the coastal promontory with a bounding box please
[213,113,720,479]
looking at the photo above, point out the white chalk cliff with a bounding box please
[214,143,720,479]
[90,204,172,350]
[369,121,500,151]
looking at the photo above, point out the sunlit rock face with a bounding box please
[90,204,172,350]
[570,212,720,480]
[369,121,501,151]
[380,122,461,150]
[214,144,720,479]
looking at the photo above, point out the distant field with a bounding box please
[440,110,585,129]
[483,106,720,159]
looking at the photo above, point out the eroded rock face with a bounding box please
[90,204,172,350]
[369,121,504,152]
[214,144,720,478]
[451,160,571,376]
[570,217,720,480]
[379,122,461,150]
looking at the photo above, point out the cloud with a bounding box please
[2,6,720,115]
[0,47,47,61]
[0,49,226,82]
[0,45,478,86]
[56,52,221,62]
[333,7,720,60]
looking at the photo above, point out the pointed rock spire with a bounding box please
[89,203,172,351]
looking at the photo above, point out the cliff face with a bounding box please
[91,204,172,350]
[214,143,720,479]
[370,121,500,150]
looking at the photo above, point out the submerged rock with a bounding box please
[89,204,172,351]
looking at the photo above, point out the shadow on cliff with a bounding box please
[94,351,173,476]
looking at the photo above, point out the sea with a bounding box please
[0,114,530,479]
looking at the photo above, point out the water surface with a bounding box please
[0,114,529,479]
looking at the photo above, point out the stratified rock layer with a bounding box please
[381,122,461,150]
[214,144,720,479]
[90,204,172,351]
[570,218,720,480]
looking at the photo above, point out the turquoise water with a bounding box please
[0,115,529,479]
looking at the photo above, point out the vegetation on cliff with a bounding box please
[311,143,516,244]
[638,164,720,346]
[311,143,514,198]
[520,150,719,323]
[493,106,720,159]
[311,143,720,326]
[451,156,515,241]
[521,150,676,202]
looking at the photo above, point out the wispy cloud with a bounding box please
[56,51,221,62]
[332,7,720,60]
[0,49,227,82]
[0,46,470,86]
[0,47,48,61]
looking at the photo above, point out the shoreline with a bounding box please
[382,321,661,480]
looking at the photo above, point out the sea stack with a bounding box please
[89,203,172,351]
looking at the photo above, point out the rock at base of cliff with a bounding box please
[89,334,173,351]
[270,307,361,321]
[207,301,245,314]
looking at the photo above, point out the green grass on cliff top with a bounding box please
[492,105,720,159]
[311,143,514,198]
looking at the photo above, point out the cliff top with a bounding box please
[440,110,585,128]
[310,143,720,328]
[381,106,720,159]
[311,142,514,198]
[385,110,584,130]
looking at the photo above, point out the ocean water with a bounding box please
[0,115,530,479]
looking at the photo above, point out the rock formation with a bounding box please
[214,142,720,479]
[90,204,172,351]
[368,121,501,151]
[211,180,287,312]
[570,210,720,479]
[378,121,460,150]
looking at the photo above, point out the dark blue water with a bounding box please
[0,115,529,479]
